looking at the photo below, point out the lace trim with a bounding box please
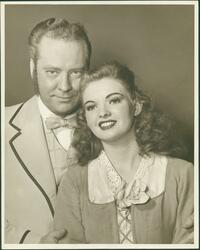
[88,151,167,204]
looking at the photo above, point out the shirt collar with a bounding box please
[88,151,168,205]
[38,96,56,122]
[38,96,78,122]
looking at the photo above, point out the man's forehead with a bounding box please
[35,37,87,68]
[38,36,83,50]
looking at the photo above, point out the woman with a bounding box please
[53,61,194,244]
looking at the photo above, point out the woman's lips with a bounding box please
[99,120,116,130]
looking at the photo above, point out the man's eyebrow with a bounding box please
[106,92,124,99]
[69,67,86,72]
[43,66,61,70]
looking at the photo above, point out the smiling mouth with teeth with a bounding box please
[99,120,116,130]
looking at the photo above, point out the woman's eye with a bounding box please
[85,104,96,111]
[109,97,121,104]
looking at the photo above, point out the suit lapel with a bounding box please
[8,96,56,217]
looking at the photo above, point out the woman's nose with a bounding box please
[99,105,111,118]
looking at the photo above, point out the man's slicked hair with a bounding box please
[28,17,92,69]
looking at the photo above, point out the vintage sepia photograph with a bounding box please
[1,1,198,249]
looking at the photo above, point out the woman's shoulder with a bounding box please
[60,163,88,186]
[167,157,193,172]
[165,156,194,181]
[68,163,88,173]
[148,155,194,199]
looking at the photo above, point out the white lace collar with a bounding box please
[88,151,168,204]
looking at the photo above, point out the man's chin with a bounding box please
[54,106,80,117]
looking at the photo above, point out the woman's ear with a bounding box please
[30,59,35,79]
[134,101,143,116]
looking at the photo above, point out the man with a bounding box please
[5,17,92,243]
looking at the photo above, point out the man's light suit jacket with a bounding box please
[5,95,57,243]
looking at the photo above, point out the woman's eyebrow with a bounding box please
[83,100,95,106]
[106,92,124,99]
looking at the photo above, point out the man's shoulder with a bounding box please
[5,96,37,121]
[5,102,24,124]
[6,102,23,113]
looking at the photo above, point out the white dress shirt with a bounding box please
[38,97,76,184]
[38,96,74,151]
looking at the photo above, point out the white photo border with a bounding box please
[1,1,199,249]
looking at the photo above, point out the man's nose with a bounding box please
[58,73,72,92]
[99,104,111,118]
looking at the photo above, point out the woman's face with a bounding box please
[82,77,141,143]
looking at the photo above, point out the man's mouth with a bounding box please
[99,120,116,130]
[55,95,75,101]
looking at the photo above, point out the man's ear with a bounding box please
[30,59,35,79]
[134,101,143,116]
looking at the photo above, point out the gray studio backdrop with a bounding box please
[5,4,194,161]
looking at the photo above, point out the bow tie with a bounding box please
[45,116,78,130]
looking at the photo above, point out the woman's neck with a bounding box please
[102,133,141,182]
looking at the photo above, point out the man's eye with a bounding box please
[109,97,121,104]
[85,104,96,111]
[46,70,59,77]
[70,71,82,79]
